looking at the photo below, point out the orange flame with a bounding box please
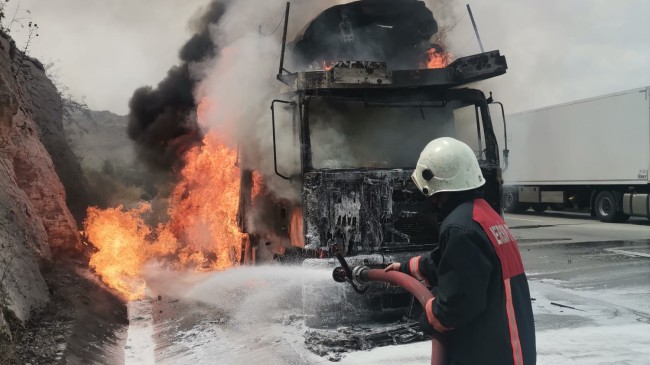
[322,60,336,71]
[422,48,452,69]
[84,203,177,300]
[289,208,305,248]
[167,131,244,270]
[252,170,264,199]
[84,103,246,299]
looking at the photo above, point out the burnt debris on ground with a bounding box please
[304,319,426,362]
[9,259,128,364]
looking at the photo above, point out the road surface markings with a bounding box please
[124,298,155,365]
[506,217,544,223]
[604,248,650,258]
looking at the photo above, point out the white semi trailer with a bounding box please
[502,86,650,222]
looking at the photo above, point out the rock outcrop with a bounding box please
[0,30,83,355]
[24,61,92,223]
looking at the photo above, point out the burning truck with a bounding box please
[235,0,510,327]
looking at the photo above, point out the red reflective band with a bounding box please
[425,298,450,333]
[409,256,419,279]
[409,256,430,287]
[472,199,525,280]
[504,278,524,365]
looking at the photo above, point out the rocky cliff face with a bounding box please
[0,31,84,354]
[21,50,92,224]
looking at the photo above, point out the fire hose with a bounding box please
[332,254,446,365]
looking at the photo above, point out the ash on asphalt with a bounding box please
[12,259,128,364]
[304,320,426,362]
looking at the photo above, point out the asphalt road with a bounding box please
[506,210,650,242]
[507,211,650,291]
[122,212,650,364]
[506,211,650,364]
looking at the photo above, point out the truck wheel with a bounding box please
[550,204,564,211]
[503,190,527,213]
[595,191,623,223]
[531,203,548,213]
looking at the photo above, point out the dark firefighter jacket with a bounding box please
[400,197,536,365]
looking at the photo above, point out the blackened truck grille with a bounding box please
[302,169,438,254]
[387,188,437,249]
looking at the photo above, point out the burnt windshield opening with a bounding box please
[305,95,482,170]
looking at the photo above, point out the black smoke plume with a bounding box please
[127,1,229,170]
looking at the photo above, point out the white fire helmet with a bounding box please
[411,137,485,197]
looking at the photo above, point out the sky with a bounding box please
[8,0,650,115]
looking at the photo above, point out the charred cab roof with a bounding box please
[277,51,507,94]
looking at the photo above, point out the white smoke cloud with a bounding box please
[191,0,470,204]
[193,4,293,202]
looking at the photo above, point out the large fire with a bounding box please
[85,203,176,299]
[167,131,243,270]
[85,37,452,300]
[84,102,245,300]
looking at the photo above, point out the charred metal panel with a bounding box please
[304,321,426,359]
[303,169,437,254]
[331,61,392,85]
[290,51,507,91]
[296,61,391,90]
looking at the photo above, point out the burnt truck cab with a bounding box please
[279,53,508,257]
[262,53,509,326]
[236,0,510,326]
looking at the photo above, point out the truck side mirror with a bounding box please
[488,93,509,172]
[270,99,295,180]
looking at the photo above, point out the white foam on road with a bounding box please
[124,299,156,365]
[332,323,650,365]
[332,281,650,364]
[183,265,332,324]
[118,266,650,365]
[537,323,650,364]
[123,265,332,365]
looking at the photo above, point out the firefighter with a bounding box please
[385,137,536,365]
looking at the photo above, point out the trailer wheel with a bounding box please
[531,203,548,213]
[595,191,627,223]
[503,190,528,213]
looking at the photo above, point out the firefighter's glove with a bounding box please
[420,298,451,336]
